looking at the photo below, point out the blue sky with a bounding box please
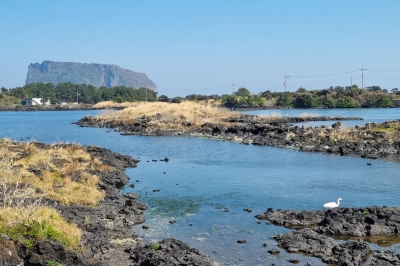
[1,1,400,96]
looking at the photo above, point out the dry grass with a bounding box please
[109,101,237,120]
[328,127,366,142]
[0,139,97,249]
[93,101,141,109]
[256,112,282,120]
[0,139,106,206]
[317,130,327,139]
[0,206,81,250]
[370,121,400,142]
[97,101,240,131]
[199,99,222,107]
[298,112,320,118]
[327,122,400,143]
[285,132,296,140]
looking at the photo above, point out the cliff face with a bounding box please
[26,61,157,91]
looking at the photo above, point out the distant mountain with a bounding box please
[26,60,157,91]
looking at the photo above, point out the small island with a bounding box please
[75,101,400,161]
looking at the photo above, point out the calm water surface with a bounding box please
[243,108,400,128]
[1,109,400,265]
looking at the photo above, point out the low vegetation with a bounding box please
[93,101,141,109]
[272,86,400,108]
[0,139,111,250]
[256,111,283,120]
[97,101,241,131]
[2,82,399,109]
[299,120,400,144]
[92,101,400,145]
[0,92,20,106]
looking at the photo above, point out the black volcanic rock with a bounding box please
[26,60,157,90]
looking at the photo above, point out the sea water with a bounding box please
[1,109,400,265]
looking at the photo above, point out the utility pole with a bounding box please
[359,65,367,89]
[284,72,290,92]
[146,88,147,102]
[351,77,352,89]
[76,91,79,103]
[232,83,235,94]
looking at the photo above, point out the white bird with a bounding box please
[324,198,342,209]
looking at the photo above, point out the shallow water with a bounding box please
[1,109,400,265]
[243,108,400,128]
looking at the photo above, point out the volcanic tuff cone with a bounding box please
[26,60,157,90]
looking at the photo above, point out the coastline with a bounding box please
[0,142,211,266]
[71,115,400,265]
[74,113,400,161]
[1,104,398,112]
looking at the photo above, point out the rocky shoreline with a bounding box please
[1,144,211,266]
[75,114,400,160]
[256,207,400,265]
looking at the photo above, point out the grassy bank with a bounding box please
[96,101,241,131]
[0,139,111,250]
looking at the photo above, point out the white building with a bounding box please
[22,98,51,106]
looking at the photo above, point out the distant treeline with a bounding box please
[1,82,157,104]
[161,86,400,108]
[1,83,399,108]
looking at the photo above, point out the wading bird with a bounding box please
[324,198,342,209]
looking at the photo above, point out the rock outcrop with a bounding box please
[256,207,400,265]
[26,60,157,90]
[257,207,400,237]
[75,114,400,160]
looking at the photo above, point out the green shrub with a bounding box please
[151,243,160,251]
[377,96,393,107]
[277,92,294,107]
[336,96,358,108]
[46,259,65,266]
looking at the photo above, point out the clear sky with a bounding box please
[1,0,400,96]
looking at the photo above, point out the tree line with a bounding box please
[268,85,398,108]
[1,82,399,108]
[1,82,157,104]
[159,85,399,108]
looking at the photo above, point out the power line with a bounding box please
[368,69,400,72]
[359,65,367,89]
[289,70,358,78]
[284,72,290,92]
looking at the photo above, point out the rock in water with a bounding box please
[26,60,157,90]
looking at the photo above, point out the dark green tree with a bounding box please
[276,92,294,107]
[377,96,393,107]
[321,95,336,108]
[222,95,239,107]
[235,87,250,97]
[367,86,382,92]
[159,95,169,102]
[296,87,307,93]
[171,97,183,103]
[336,96,357,108]
[333,86,345,94]
[294,93,320,108]
[260,90,273,99]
